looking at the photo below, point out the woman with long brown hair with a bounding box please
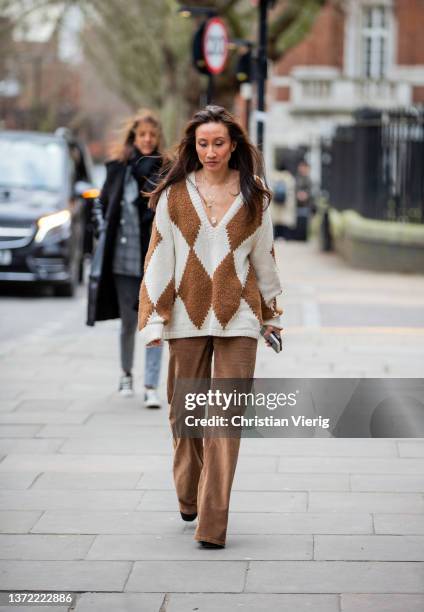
[88,109,165,407]
[138,105,283,548]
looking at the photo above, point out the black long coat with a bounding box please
[86,157,158,325]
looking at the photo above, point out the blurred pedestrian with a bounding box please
[269,162,296,240]
[87,109,165,407]
[138,105,283,548]
[294,160,316,241]
[296,160,316,212]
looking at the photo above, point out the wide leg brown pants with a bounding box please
[167,336,257,546]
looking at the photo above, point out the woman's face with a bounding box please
[195,122,235,173]
[133,121,159,155]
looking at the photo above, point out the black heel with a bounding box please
[180,511,197,522]
[200,540,224,549]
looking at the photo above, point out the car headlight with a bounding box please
[35,210,71,243]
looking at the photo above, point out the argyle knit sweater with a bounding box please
[138,173,283,344]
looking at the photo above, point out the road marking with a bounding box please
[287,326,424,335]
[301,300,322,328]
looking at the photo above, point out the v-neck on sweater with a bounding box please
[138,173,283,343]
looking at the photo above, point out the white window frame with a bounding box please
[361,5,389,79]
[344,0,396,81]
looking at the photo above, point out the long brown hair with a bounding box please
[149,105,271,220]
[108,108,165,163]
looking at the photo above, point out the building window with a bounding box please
[361,5,389,79]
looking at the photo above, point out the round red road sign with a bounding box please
[202,17,229,75]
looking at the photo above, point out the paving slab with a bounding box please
[227,512,373,534]
[0,560,131,591]
[308,491,424,513]
[135,472,174,490]
[374,514,424,534]
[86,534,312,561]
[0,534,95,560]
[0,401,19,412]
[0,425,42,437]
[245,560,424,593]
[315,535,424,560]
[277,456,424,474]
[86,412,170,426]
[397,441,424,457]
[166,593,339,612]
[241,438,397,456]
[0,438,64,454]
[36,424,170,438]
[0,411,91,424]
[66,400,153,412]
[0,453,170,472]
[31,510,186,535]
[59,436,171,454]
[15,399,74,411]
[0,472,39,489]
[350,473,424,492]
[137,490,307,513]
[12,390,79,402]
[0,489,144,511]
[125,560,246,592]
[0,387,23,400]
[0,510,42,533]
[74,593,164,612]
[32,471,142,490]
[341,593,424,612]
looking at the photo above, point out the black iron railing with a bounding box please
[322,108,424,224]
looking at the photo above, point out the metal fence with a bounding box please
[322,108,424,224]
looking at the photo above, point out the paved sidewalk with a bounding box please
[0,239,423,612]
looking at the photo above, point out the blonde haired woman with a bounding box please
[88,109,166,406]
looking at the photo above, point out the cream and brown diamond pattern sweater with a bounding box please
[138,173,283,344]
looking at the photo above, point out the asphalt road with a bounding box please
[0,279,87,344]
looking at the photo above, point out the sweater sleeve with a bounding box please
[250,205,283,328]
[138,190,176,343]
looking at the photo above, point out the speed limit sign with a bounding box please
[202,17,229,75]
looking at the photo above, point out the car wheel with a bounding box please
[54,282,75,297]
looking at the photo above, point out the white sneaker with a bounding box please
[144,387,161,409]
[119,374,134,397]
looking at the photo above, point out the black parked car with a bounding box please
[0,129,98,296]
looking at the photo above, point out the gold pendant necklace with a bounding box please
[196,178,219,226]
[194,172,239,227]
[205,196,217,226]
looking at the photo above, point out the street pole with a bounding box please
[206,74,214,104]
[256,0,268,151]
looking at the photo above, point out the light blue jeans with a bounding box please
[144,344,163,388]
[114,274,163,388]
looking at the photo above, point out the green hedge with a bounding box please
[329,209,424,246]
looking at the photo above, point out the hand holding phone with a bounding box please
[260,326,282,353]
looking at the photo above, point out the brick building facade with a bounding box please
[263,0,424,181]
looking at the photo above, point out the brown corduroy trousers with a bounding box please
[167,335,257,546]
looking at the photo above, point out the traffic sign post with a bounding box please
[202,17,229,104]
[256,0,268,151]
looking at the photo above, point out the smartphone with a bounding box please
[260,326,282,353]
